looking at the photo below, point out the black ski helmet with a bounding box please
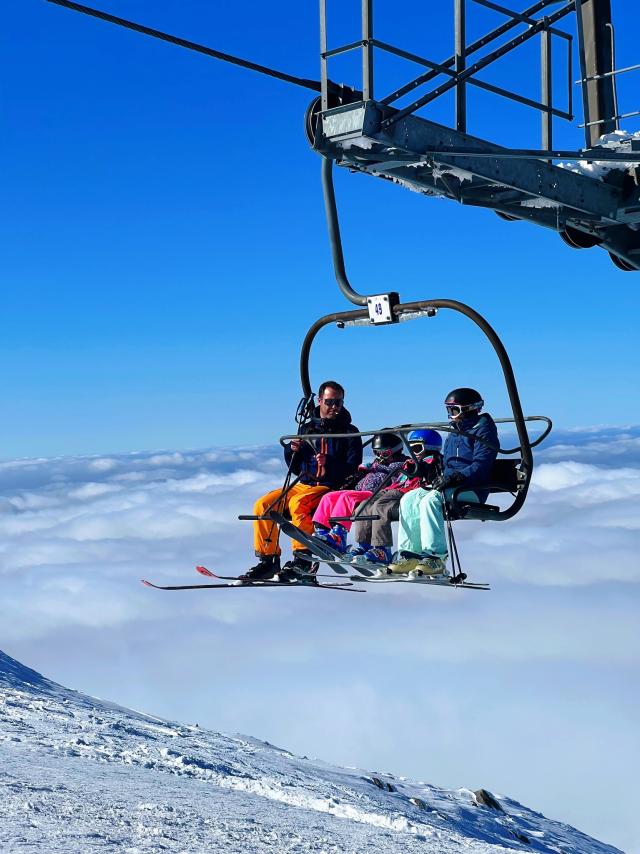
[372,432,403,458]
[444,388,484,420]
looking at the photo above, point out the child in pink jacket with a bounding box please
[311,433,406,553]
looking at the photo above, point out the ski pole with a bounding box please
[316,437,327,485]
[264,401,314,548]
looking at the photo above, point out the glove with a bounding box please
[405,458,433,478]
[432,471,465,491]
[403,459,419,477]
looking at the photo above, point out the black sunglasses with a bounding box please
[322,398,344,407]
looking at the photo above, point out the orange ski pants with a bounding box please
[253,483,330,556]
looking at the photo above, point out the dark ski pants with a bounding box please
[351,488,403,548]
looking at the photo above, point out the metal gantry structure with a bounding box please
[307,0,640,271]
[48,0,640,269]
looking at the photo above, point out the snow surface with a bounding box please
[558,130,640,180]
[0,650,624,854]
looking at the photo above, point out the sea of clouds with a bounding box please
[1,426,638,640]
[1,426,638,853]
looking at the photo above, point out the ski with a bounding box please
[348,574,490,590]
[142,579,364,592]
[195,565,346,581]
[294,557,487,587]
[295,552,376,577]
[196,565,237,581]
[267,512,350,574]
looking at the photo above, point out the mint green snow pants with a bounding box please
[397,487,479,560]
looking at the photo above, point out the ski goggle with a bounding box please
[409,442,440,456]
[322,398,344,408]
[373,446,401,459]
[446,402,482,417]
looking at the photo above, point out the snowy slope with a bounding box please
[0,651,623,854]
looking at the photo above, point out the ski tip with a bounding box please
[141,579,153,587]
[196,565,215,577]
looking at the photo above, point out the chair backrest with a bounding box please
[447,458,523,521]
[487,458,520,493]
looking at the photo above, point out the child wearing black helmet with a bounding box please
[312,433,406,553]
[349,428,443,566]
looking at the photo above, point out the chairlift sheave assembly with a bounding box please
[47,0,640,270]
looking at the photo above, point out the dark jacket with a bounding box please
[284,406,363,489]
[443,413,499,503]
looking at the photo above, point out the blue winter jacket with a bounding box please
[284,406,363,489]
[443,413,499,503]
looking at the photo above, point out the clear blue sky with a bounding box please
[2,1,639,458]
[2,7,640,851]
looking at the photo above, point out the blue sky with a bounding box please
[2,1,639,458]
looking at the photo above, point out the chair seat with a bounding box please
[447,458,523,521]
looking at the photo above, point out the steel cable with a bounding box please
[46,0,322,93]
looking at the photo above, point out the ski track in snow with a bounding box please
[0,651,623,854]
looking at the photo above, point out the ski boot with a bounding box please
[239,555,280,583]
[388,552,449,577]
[416,554,449,576]
[278,551,318,585]
[386,551,423,575]
[358,546,393,575]
[346,542,371,562]
[313,523,347,553]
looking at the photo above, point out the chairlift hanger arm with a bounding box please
[297,301,545,521]
[300,300,530,448]
[322,158,372,307]
[45,0,351,98]
[321,158,400,313]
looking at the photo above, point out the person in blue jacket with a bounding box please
[388,388,499,575]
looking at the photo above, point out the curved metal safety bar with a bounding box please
[280,417,552,455]
[298,299,552,521]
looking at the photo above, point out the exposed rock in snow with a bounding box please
[0,649,624,853]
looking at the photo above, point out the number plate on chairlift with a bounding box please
[367,294,394,324]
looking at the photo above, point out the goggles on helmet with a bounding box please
[409,441,439,457]
[446,401,482,419]
[373,446,397,460]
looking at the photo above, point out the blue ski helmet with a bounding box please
[407,429,442,452]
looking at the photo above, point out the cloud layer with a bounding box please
[1,428,639,642]
[1,429,638,854]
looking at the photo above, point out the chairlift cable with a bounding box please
[45,0,323,94]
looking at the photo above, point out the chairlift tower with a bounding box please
[307,0,640,271]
